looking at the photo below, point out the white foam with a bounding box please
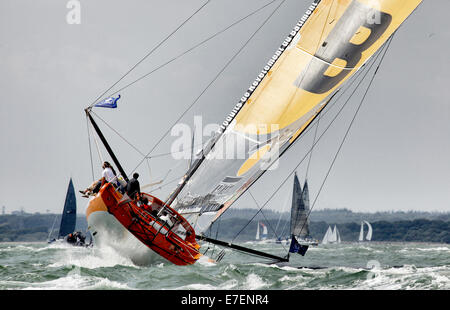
[197,255,217,267]
[243,273,267,290]
[49,244,137,269]
[356,265,450,290]
[22,272,131,290]
[178,279,239,290]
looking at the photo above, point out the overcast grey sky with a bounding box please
[1,0,449,215]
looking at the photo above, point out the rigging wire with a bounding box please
[84,1,284,185]
[88,0,211,109]
[247,190,289,252]
[147,173,190,193]
[85,0,360,172]
[92,128,105,164]
[274,189,291,235]
[101,0,281,99]
[128,0,288,181]
[305,113,321,181]
[89,111,208,159]
[297,35,396,237]
[228,37,391,244]
[90,111,146,157]
[86,116,95,182]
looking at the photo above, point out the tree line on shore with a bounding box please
[0,209,449,243]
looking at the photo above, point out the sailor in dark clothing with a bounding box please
[65,231,86,246]
[126,172,141,200]
[65,233,77,245]
[74,231,86,245]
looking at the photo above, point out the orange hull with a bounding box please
[95,183,201,266]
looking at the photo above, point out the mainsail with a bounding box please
[290,173,310,240]
[322,226,333,244]
[169,0,423,234]
[58,178,77,239]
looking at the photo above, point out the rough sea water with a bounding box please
[0,241,448,290]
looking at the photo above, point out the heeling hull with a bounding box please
[86,185,201,266]
[86,196,163,266]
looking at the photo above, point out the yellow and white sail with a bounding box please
[171,0,422,233]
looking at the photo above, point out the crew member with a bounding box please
[79,161,119,197]
[126,172,141,200]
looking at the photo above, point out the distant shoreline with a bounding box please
[1,210,449,243]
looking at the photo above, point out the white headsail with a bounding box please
[364,220,373,241]
[359,221,364,242]
[322,226,332,244]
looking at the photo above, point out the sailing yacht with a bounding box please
[83,0,423,265]
[48,178,88,246]
[289,173,318,247]
[321,225,341,244]
[358,220,373,242]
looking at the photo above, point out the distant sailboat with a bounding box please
[48,178,76,242]
[58,178,77,239]
[48,178,88,246]
[321,226,333,244]
[261,223,268,240]
[359,220,373,242]
[256,222,268,241]
[321,224,341,244]
[289,173,318,254]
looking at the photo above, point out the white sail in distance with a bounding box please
[364,220,373,241]
[359,221,364,242]
[322,226,332,244]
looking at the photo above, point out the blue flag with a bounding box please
[95,94,121,108]
[289,236,309,256]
